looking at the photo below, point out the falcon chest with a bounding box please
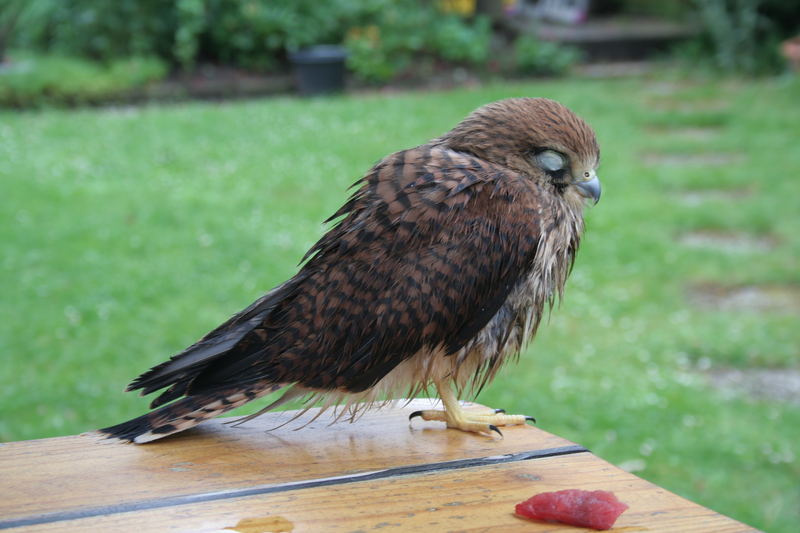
[465,199,583,367]
[376,196,584,396]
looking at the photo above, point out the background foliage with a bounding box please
[1,0,493,75]
[0,53,166,107]
[4,0,797,107]
[514,35,582,77]
[666,0,800,75]
[3,0,358,68]
[3,0,799,76]
[0,0,505,104]
[344,0,492,83]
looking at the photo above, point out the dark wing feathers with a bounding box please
[127,275,307,406]
[128,145,545,403]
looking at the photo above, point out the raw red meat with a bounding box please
[515,489,629,530]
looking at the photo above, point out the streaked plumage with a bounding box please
[101,97,601,443]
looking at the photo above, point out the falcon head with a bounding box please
[439,97,601,204]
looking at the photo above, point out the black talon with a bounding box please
[494,408,506,414]
[525,416,537,424]
[489,424,503,437]
[409,410,424,421]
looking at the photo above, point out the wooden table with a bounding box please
[0,399,757,532]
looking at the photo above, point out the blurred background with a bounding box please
[1,0,799,103]
[1,1,798,531]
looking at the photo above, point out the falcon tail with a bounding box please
[100,382,282,443]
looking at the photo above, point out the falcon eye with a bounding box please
[534,150,566,172]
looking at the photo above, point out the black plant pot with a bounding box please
[289,45,348,96]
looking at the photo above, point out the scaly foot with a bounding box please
[409,380,535,437]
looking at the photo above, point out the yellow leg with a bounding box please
[409,379,535,437]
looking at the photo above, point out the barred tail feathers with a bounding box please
[100,383,283,443]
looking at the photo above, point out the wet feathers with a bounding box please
[101,97,600,443]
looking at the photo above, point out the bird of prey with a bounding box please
[101,97,601,443]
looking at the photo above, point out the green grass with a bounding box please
[2,75,799,532]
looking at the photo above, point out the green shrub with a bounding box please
[344,26,397,83]
[174,0,206,70]
[3,0,367,72]
[203,0,367,71]
[513,35,582,76]
[7,0,176,61]
[696,0,764,74]
[684,0,795,75]
[344,0,492,83]
[3,0,497,84]
[432,14,491,64]
[0,52,167,107]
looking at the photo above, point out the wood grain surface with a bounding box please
[0,399,757,532]
[11,453,757,533]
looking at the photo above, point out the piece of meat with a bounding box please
[515,489,629,530]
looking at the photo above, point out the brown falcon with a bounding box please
[101,97,601,443]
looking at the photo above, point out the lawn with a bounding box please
[1,75,798,532]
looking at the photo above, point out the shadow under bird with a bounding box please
[101,97,601,443]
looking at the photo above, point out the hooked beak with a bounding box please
[576,176,601,204]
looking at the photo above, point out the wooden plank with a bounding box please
[13,452,756,532]
[0,399,574,524]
